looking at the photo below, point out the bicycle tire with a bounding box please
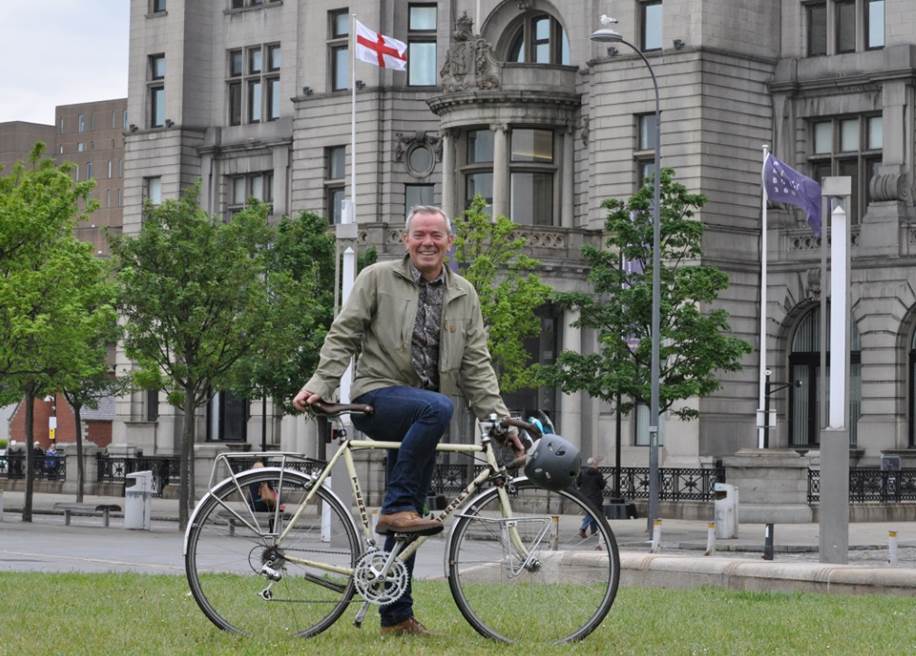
[447,478,620,644]
[185,468,360,639]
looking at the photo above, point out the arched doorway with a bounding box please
[788,306,861,447]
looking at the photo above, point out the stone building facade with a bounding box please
[117,0,916,475]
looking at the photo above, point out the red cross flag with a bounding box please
[355,19,407,71]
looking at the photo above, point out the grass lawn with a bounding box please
[2,572,915,655]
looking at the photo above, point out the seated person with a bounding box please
[248,460,282,512]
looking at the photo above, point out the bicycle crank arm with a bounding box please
[353,600,371,627]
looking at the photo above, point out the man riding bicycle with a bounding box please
[292,205,523,636]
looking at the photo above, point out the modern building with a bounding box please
[117,0,914,476]
[0,121,56,173]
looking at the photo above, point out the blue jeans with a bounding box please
[351,385,453,627]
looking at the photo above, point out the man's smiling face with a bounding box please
[403,211,453,280]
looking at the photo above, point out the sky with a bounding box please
[0,2,130,125]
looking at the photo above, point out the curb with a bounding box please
[619,552,916,596]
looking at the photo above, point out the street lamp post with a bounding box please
[591,15,662,532]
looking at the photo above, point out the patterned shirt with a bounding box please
[408,261,445,390]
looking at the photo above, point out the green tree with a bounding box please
[111,187,273,529]
[229,211,335,427]
[452,196,552,393]
[0,145,117,521]
[546,169,751,420]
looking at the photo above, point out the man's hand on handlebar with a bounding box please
[292,388,322,413]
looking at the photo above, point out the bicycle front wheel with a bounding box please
[447,479,619,644]
[185,468,360,639]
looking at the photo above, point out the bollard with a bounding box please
[705,521,716,556]
[763,523,774,560]
[650,518,662,553]
[888,530,898,566]
[551,515,560,551]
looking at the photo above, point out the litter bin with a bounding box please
[125,470,154,530]
[713,482,738,539]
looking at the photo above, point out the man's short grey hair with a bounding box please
[405,205,453,235]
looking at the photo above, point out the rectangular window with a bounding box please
[150,54,166,80]
[152,0,166,12]
[112,110,117,129]
[326,145,346,224]
[146,389,159,422]
[510,172,553,225]
[329,9,350,91]
[511,129,553,163]
[533,16,551,63]
[408,4,437,87]
[248,47,262,75]
[638,114,657,150]
[332,45,349,91]
[406,183,434,210]
[267,44,281,71]
[229,49,243,76]
[467,129,494,163]
[106,189,112,208]
[123,110,129,130]
[86,161,93,179]
[807,2,827,56]
[248,80,262,122]
[327,145,346,179]
[808,114,882,225]
[640,1,663,52]
[229,82,242,125]
[150,86,165,128]
[107,160,112,178]
[78,113,86,133]
[866,0,885,49]
[58,117,64,134]
[227,172,273,214]
[835,0,856,54]
[77,142,86,152]
[266,77,280,121]
[146,177,162,205]
[466,172,493,210]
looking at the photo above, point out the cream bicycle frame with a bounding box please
[264,436,525,576]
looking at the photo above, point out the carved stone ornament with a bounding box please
[805,268,821,300]
[440,12,501,93]
[869,169,911,203]
[393,131,442,164]
[580,116,590,146]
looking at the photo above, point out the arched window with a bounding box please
[505,14,570,65]
[789,306,861,447]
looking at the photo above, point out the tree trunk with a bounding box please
[23,390,35,522]
[178,389,196,530]
[74,402,85,503]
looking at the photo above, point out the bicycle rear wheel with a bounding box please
[185,468,360,639]
[447,479,619,644]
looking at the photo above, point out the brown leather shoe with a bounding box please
[376,510,443,536]
[380,617,435,637]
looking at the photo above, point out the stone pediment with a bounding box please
[439,12,501,93]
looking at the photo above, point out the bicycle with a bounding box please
[184,401,620,644]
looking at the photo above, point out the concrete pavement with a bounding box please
[3,489,916,595]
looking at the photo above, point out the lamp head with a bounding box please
[592,14,623,43]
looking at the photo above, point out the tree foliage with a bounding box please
[452,196,552,392]
[545,169,751,420]
[229,211,335,415]
[0,144,118,520]
[111,187,273,528]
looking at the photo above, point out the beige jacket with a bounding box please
[304,256,509,419]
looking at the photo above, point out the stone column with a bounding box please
[561,125,575,228]
[492,123,509,219]
[441,129,455,219]
[559,309,582,448]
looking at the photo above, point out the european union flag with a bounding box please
[764,154,822,237]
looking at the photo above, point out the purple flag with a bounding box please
[764,154,822,237]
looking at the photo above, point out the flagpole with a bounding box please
[350,12,357,228]
[757,145,769,448]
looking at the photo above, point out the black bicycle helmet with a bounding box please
[523,433,581,491]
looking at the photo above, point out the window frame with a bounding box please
[807,114,883,226]
[834,0,856,54]
[226,171,274,217]
[150,0,166,14]
[462,127,495,214]
[147,53,166,128]
[508,127,556,226]
[227,43,281,126]
[325,145,347,224]
[505,12,570,65]
[865,0,885,50]
[329,8,350,92]
[407,3,438,87]
[640,0,663,53]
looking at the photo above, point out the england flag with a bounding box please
[355,19,407,71]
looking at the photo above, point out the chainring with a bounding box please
[352,550,409,605]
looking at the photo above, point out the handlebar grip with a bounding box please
[499,416,542,440]
[309,401,374,417]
